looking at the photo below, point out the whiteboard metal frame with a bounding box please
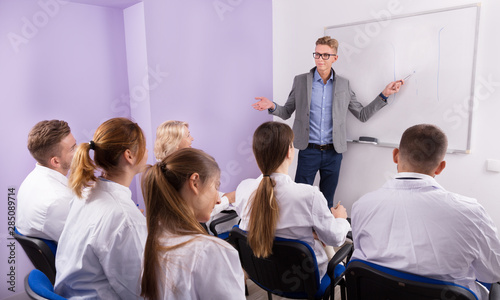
[325,3,481,154]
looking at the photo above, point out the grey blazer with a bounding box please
[271,67,387,153]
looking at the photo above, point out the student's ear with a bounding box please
[123,149,134,165]
[188,173,201,196]
[287,145,294,159]
[434,161,446,176]
[392,148,399,164]
[49,156,60,169]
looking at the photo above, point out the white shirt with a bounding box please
[16,164,73,241]
[55,179,147,300]
[156,232,245,299]
[235,173,351,278]
[351,172,500,300]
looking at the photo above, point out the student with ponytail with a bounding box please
[141,148,245,300]
[235,121,351,279]
[55,118,148,299]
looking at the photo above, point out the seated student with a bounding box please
[55,118,148,299]
[17,120,76,241]
[141,148,245,299]
[154,120,237,231]
[351,124,500,300]
[235,121,351,279]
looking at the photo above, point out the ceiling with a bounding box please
[65,0,142,9]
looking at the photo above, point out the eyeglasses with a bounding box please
[313,52,337,60]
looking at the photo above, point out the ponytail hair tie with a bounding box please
[263,174,270,177]
[89,140,95,150]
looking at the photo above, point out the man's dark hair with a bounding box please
[399,124,448,174]
[27,120,71,166]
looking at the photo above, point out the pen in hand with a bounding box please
[331,201,348,219]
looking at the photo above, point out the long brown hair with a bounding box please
[141,148,220,300]
[68,118,146,198]
[247,121,294,258]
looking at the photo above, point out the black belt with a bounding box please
[307,143,335,151]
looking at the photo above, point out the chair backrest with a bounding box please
[345,260,478,300]
[13,228,56,285]
[209,210,240,240]
[228,226,321,299]
[25,269,67,300]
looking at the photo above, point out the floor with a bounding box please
[246,279,342,299]
[6,280,342,300]
[3,292,29,300]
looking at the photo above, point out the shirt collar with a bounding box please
[313,68,334,83]
[35,163,68,185]
[393,172,444,190]
[395,172,433,180]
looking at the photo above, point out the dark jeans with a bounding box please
[295,147,343,208]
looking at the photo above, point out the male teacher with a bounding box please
[252,36,404,208]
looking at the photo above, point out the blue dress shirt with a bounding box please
[309,69,334,145]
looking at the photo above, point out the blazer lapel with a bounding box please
[306,68,314,110]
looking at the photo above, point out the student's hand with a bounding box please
[331,204,347,219]
[223,191,236,204]
[252,97,275,111]
[381,80,404,97]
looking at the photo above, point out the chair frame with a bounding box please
[13,228,56,284]
[25,269,66,300]
[345,260,479,300]
[209,210,239,238]
[229,226,352,300]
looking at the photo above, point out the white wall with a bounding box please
[273,0,500,231]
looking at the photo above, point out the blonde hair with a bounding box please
[316,36,339,52]
[68,118,146,198]
[247,122,294,258]
[154,120,189,161]
[141,148,220,299]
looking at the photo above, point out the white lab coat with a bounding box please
[16,164,73,241]
[351,172,500,300]
[235,173,351,278]
[156,232,245,299]
[55,179,147,299]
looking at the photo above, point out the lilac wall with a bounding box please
[0,1,130,296]
[0,0,272,297]
[142,0,273,191]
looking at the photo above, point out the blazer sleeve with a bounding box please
[270,76,298,120]
[347,80,388,122]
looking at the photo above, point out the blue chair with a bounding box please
[25,269,66,300]
[13,227,57,284]
[209,210,240,240]
[345,259,500,300]
[228,226,352,300]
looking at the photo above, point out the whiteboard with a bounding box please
[325,4,480,153]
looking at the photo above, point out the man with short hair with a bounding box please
[253,36,404,208]
[16,120,77,241]
[351,124,500,299]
